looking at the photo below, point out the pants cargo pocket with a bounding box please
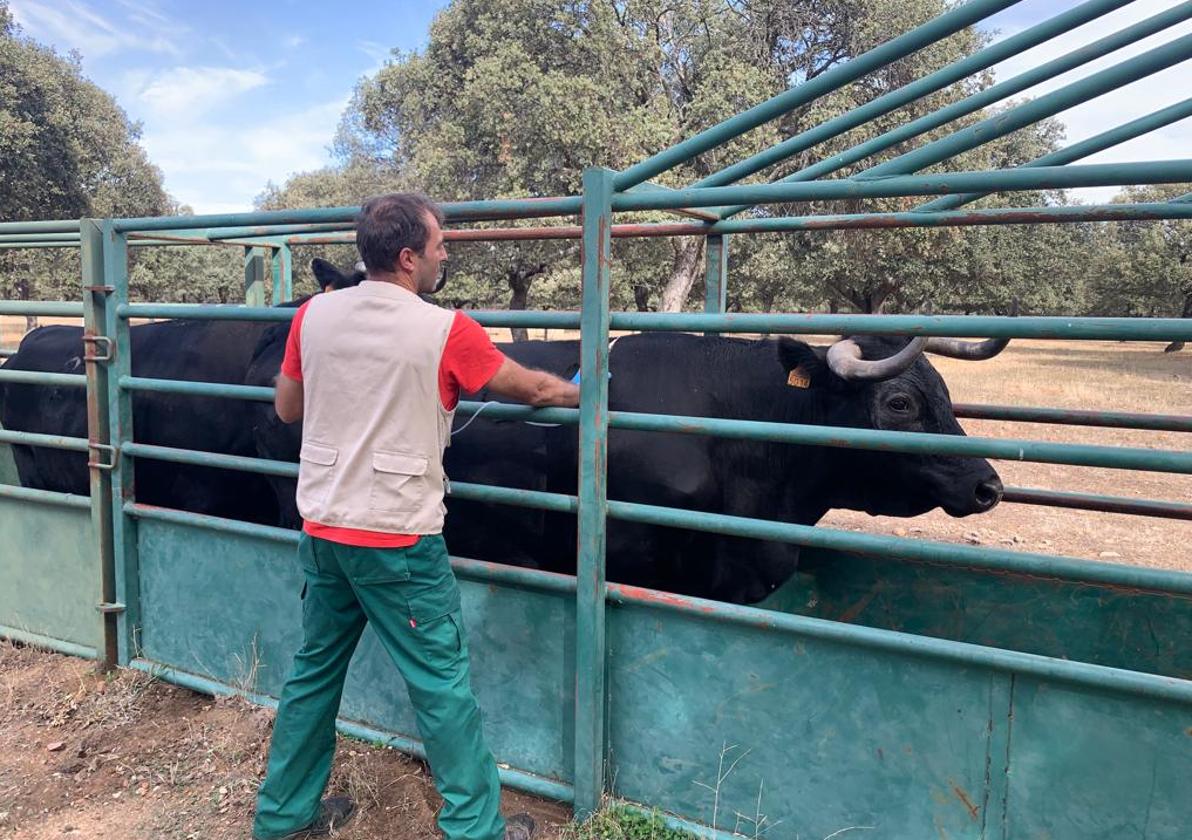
[409,579,465,668]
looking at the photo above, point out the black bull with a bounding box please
[1,312,1004,605]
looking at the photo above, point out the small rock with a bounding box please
[1099,551,1122,559]
[893,527,907,537]
[47,741,65,752]
[963,532,982,545]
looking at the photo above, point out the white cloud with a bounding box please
[10,0,182,59]
[140,97,349,213]
[137,66,271,119]
[983,0,1192,202]
[284,34,308,49]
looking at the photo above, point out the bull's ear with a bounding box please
[310,258,346,293]
[776,338,828,390]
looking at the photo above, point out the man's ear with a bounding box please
[776,337,830,390]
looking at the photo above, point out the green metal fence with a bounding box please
[3,1,1192,836]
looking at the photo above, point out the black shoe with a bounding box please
[504,813,536,840]
[269,797,357,839]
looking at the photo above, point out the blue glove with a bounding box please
[570,369,611,384]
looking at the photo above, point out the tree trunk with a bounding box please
[657,238,706,312]
[507,271,533,342]
[14,278,36,333]
[1164,290,1192,352]
[633,284,652,312]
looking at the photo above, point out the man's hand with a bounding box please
[485,357,580,407]
[274,373,305,423]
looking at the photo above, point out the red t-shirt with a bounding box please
[281,300,505,547]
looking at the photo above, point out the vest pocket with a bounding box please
[297,443,338,507]
[369,450,430,512]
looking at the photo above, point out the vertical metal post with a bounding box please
[80,219,118,670]
[574,166,614,818]
[244,246,267,306]
[703,234,729,314]
[271,243,293,304]
[103,222,140,664]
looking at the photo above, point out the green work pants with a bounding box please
[252,534,505,840]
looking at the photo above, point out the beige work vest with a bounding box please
[295,280,456,534]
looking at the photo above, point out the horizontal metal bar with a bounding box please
[953,403,1192,433]
[606,584,1192,703]
[698,0,1133,189]
[118,303,295,321]
[605,498,1192,596]
[0,624,98,660]
[0,483,91,509]
[0,241,80,250]
[916,95,1192,212]
[458,401,1192,473]
[0,369,87,388]
[0,429,90,452]
[716,0,1192,219]
[710,201,1192,233]
[1002,487,1192,521]
[615,309,1192,338]
[607,312,1192,341]
[112,197,583,233]
[121,442,298,477]
[615,161,1192,211]
[0,232,81,243]
[0,301,84,317]
[0,220,80,234]
[120,376,274,402]
[862,29,1192,179]
[614,0,1020,190]
[0,348,17,358]
[127,658,576,802]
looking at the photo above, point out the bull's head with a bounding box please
[784,332,1007,518]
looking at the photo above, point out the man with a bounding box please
[252,193,580,840]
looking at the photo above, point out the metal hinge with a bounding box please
[82,335,114,363]
[96,602,126,614]
[87,442,117,471]
[85,285,115,294]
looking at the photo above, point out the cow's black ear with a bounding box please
[776,338,827,390]
[310,258,346,292]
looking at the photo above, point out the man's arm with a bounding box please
[484,356,580,407]
[275,373,305,423]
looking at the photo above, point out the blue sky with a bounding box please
[9,0,1191,213]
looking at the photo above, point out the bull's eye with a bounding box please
[888,395,913,413]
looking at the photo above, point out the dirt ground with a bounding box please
[0,641,572,840]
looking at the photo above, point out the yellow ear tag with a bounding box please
[787,366,811,389]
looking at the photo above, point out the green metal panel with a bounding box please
[133,518,577,785]
[575,166,615,816]
[243,247,267,307]
[703,235,728,316]
[759,549,1191,680]
[0,496,100,654]
[270,244,292,304]
[1004,679,1190,839]
[606,599,1006,838]
[0,423,17,486]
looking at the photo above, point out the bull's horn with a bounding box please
[924,301,1018,361]
[826,337,928,381]
[924,336,1009,360]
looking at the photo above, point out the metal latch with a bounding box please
[96,602,126,614]
[85,285,115,294]
[87,442,117,471]
[82,335,114,363]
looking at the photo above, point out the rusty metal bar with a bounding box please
[1001,487,1192,521]
[953,403,1192,433]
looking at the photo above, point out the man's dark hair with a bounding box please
[355,193,444,273]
